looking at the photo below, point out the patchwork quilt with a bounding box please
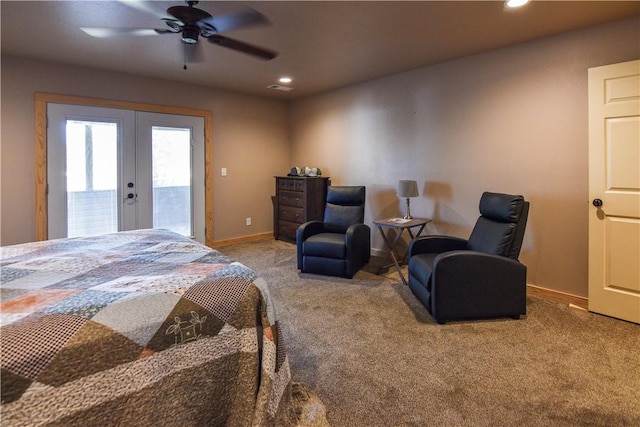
[0,229,301,426]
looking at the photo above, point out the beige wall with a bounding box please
[0,56,290,246]
[2,17,638,298]
[289,17,640,298]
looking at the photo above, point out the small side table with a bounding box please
[373,217,432,286]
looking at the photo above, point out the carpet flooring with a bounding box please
[221,238,640,427]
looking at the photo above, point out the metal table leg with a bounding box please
[376,225,408,286]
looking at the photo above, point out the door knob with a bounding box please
[592,199,603,207]
[127,193,135,199]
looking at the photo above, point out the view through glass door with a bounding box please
[65,118,121,236]
[47,104,205,243]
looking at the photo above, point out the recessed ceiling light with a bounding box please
[278,77,293,84]
[505,0,529,8]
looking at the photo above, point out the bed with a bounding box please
[1,229,316,426]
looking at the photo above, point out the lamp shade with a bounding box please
[397,180,419,198]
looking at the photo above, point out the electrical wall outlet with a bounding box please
[246,217,252,226]
[221,168,227,176]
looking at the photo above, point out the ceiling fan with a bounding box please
[81,0,278,66]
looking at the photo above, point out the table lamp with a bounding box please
[397,180,419,219]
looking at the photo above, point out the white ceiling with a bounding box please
[2,1,639,99]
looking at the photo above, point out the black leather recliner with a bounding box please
[407,192,529,324]
[297,186,371,278]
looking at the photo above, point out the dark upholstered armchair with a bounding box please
[407,192,529,324]
[297,186,371,278]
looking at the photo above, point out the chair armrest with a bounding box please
[431,251,527,322]
[345,223,371,276]
[296,221,325,269]
[408,235,468,257]
[297,221,325,242]
[345,223,371,250]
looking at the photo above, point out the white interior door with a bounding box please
[47,104,205,243]
[588,59,640,324]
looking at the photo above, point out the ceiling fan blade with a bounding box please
[199,7,270,33]
[207,35,277,60]
[81,27,175,38]
[118,0,170,20]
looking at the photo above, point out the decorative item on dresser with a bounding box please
[274,176,330,241]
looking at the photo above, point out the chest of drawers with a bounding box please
[274,176,330,241]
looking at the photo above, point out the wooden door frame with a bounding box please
[34,92,214,247]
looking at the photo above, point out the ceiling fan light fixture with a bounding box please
[163,19,182,32]
[182,26,199,44]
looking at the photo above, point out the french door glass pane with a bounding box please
[152,126,192,236]
[66,120,118,237]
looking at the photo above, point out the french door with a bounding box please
[47,104,205,243]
